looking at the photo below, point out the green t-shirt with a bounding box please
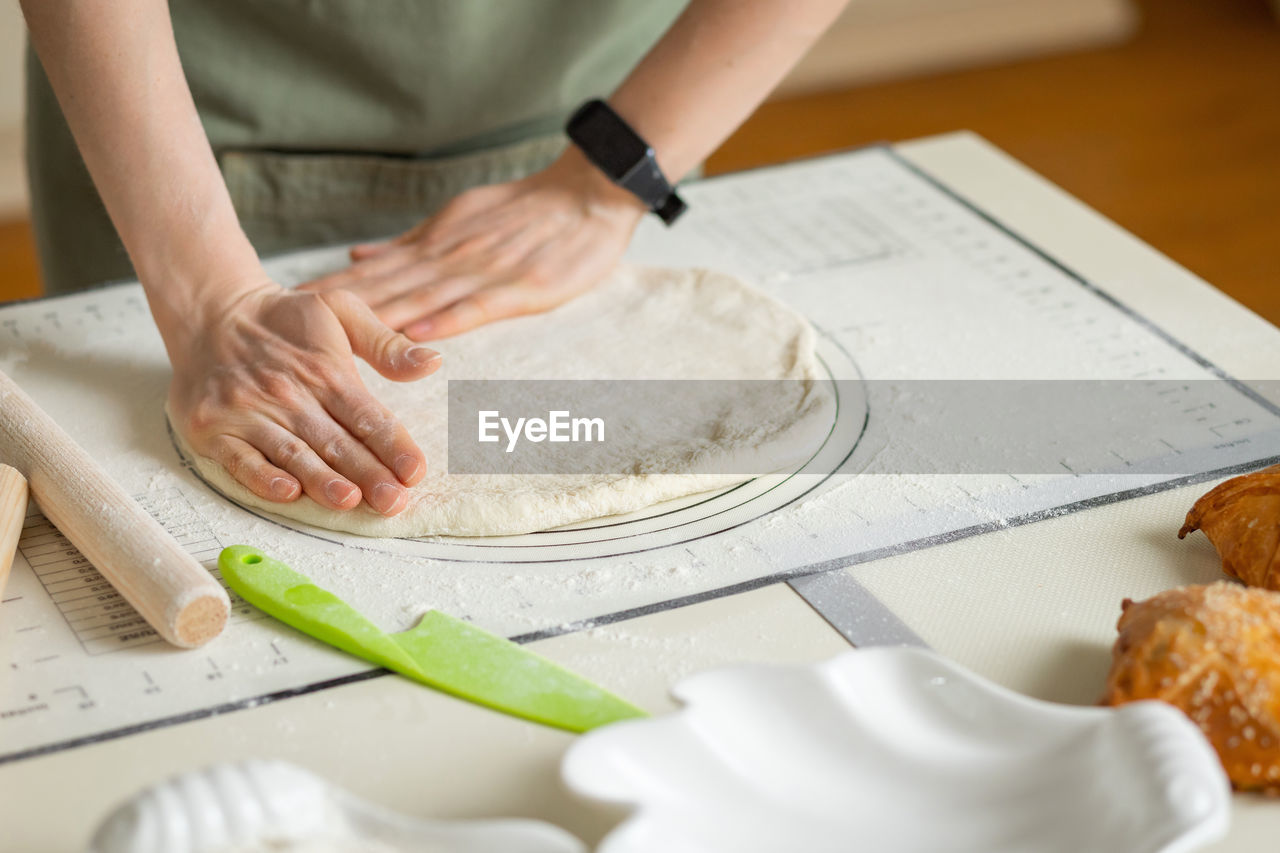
[27,0,687,293]
[173,0,686,155]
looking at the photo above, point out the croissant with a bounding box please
[1102,582,1280,791]
[1179,464,1280,589]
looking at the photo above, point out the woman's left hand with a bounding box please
[299,148,646,340]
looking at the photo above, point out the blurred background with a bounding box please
[1,0,1277,321]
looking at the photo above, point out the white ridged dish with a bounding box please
[563,648,1231,853]
[88,759,584,853]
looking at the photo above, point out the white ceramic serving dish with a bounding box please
[563,647,1230,853]
[88,759,584,853]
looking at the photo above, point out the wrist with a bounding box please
[138,219,268,325]
[550,145,648,226]
[145,261,277,360]
[564,99,687,226]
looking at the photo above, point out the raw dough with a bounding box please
[180,265,832,537]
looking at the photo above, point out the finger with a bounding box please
[207,434,301,503]
[314,208,532,299]
[349,238,396,261]
[299,245,419,294]
[345,203,479,263]
[351,257,453,311]
[340,231,497,301]
[354,222,545,317]
[368,272,488,331]
[345,243,428,285]
[325,222,474,291]
[321,289,443,381]
[405,282,540,341]
[291,410,409,516]
[251,421,363,511]
[337,212,526,294]
[324,383,426,487]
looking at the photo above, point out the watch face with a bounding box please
[568,101,650,180]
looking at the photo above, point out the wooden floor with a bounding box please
[3,0,1277,324]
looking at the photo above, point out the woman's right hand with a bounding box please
[165,281,441,516]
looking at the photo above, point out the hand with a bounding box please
[299,148,647,340]
[166,282,441,515]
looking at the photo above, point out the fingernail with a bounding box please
[405,344,440,367]
[269,477,298,501]
[371,482,404,515]
[325,479,358,506]
[394,454,422,483]
[406,321,433,341]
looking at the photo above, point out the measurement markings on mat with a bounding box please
[18,489,258,655]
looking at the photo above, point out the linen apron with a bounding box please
[26,0,686,295]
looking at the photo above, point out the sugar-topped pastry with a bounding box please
[1103,582,1280,792]
[1180,464,1280,590]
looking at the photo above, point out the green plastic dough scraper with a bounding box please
[218,545,646,733]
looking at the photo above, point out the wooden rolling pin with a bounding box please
[0,464,26,601]
[0,369,228,647]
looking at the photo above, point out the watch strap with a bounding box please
[618,153,688,226]
[566,99,687,226]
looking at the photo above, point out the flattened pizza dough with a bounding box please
[180,265,832,537]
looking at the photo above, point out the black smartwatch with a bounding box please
[566,99,687,226]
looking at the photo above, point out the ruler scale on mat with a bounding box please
[2,146,1278,763]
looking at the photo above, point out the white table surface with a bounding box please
[3,131,1278,852]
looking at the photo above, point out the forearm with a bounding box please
[609,0,848,180]
[20,0,264,345]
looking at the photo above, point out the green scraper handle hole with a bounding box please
[241,554,263,564]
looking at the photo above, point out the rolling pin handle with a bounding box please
[0,464,28,603]
[0,369,228,647]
